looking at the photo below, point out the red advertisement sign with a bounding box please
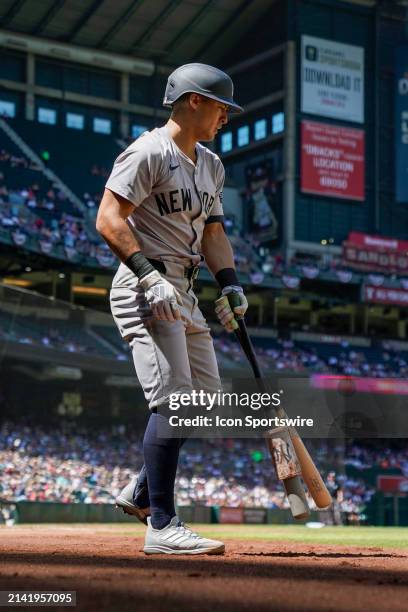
[343,242,408,273]
[301,121,365,201]
[219,507,244,524]
[377,476,408,494]
[363,285,408,307]
[311,374,408,396]
[348,232,408,253]
[342,232,408,272]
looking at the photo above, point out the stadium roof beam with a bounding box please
[96,0,146,49]
[32,0,66,36]
[129,0,183,55]
[226,44,285,76]
[0,30,154,75]
[163,0,218,55]
[64,0,105,43]
[0,0,27,27]
[192,0,252,61]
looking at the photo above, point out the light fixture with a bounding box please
[3,278,33,287]
[72,286,107,296]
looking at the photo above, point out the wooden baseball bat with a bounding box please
[216,295,310,519]
[221,295,332,510]
[289,430,332,509]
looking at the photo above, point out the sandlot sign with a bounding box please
[343,232,408,273]
[301,121,365,201]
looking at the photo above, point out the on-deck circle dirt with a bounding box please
[0,527,407,612]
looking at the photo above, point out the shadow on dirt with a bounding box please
[238,551,403,558]
[1,549,407,587]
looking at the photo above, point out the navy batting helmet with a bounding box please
[163,63,243,113]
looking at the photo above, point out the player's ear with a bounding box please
[189,93,202,110]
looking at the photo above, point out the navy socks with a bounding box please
[134,440,186,512]
[142,411,185,530]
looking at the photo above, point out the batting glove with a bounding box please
[140,270,183,322]
[214,285,248,333]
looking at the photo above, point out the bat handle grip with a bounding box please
[225,290,244,320]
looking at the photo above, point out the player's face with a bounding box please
[195,97,229,141]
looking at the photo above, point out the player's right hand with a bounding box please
[139,270,182,322]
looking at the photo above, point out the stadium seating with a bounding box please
[7,118,122,203]
[0,312,117,357]
[1,118,268,276]
[0,285,119,358]
[1,280,407,376]
[91,325,129,353]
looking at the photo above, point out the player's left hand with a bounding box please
[214,285,248,333]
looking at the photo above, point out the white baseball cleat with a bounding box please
[115,475,150,525]
[143,516,225,555]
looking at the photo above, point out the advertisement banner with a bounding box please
[243,508,266,524]
[301,35,364,123]
[363,285,408,307]
[395,47,408,202]
[311,374,408,396]
[219,507,244,524]
[377,476,408,493]
[343,242,408,274]
[347,231,408,253]
[301,121,365,200]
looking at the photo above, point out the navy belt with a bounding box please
[147,258,200,282]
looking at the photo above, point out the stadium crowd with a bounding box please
[0,421,386,523]
[345,443,408,474]
[0,148,265,276]
[0,147,352,281]
[0,148,98,257]
[212,335,408,378]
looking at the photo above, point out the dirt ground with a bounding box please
[0,526,407,612]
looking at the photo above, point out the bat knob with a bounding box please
[284,476,310,520]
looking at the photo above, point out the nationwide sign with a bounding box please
[301,121,365,200]
[342,232,408,273]
[347,231,408,253]
[395,47,408,202]
[301,35,364,123]
[363,285,408,307]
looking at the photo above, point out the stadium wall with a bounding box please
[8,502,323,526]
[5,499,404,527]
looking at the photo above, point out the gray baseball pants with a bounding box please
[110,260,221,408]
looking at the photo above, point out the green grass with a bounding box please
[193,525,408,549]
[9,524,408,550]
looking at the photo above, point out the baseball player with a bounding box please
[96,63,247,555]
[326,471,344,525]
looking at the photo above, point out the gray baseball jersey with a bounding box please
[105,126,225,265]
